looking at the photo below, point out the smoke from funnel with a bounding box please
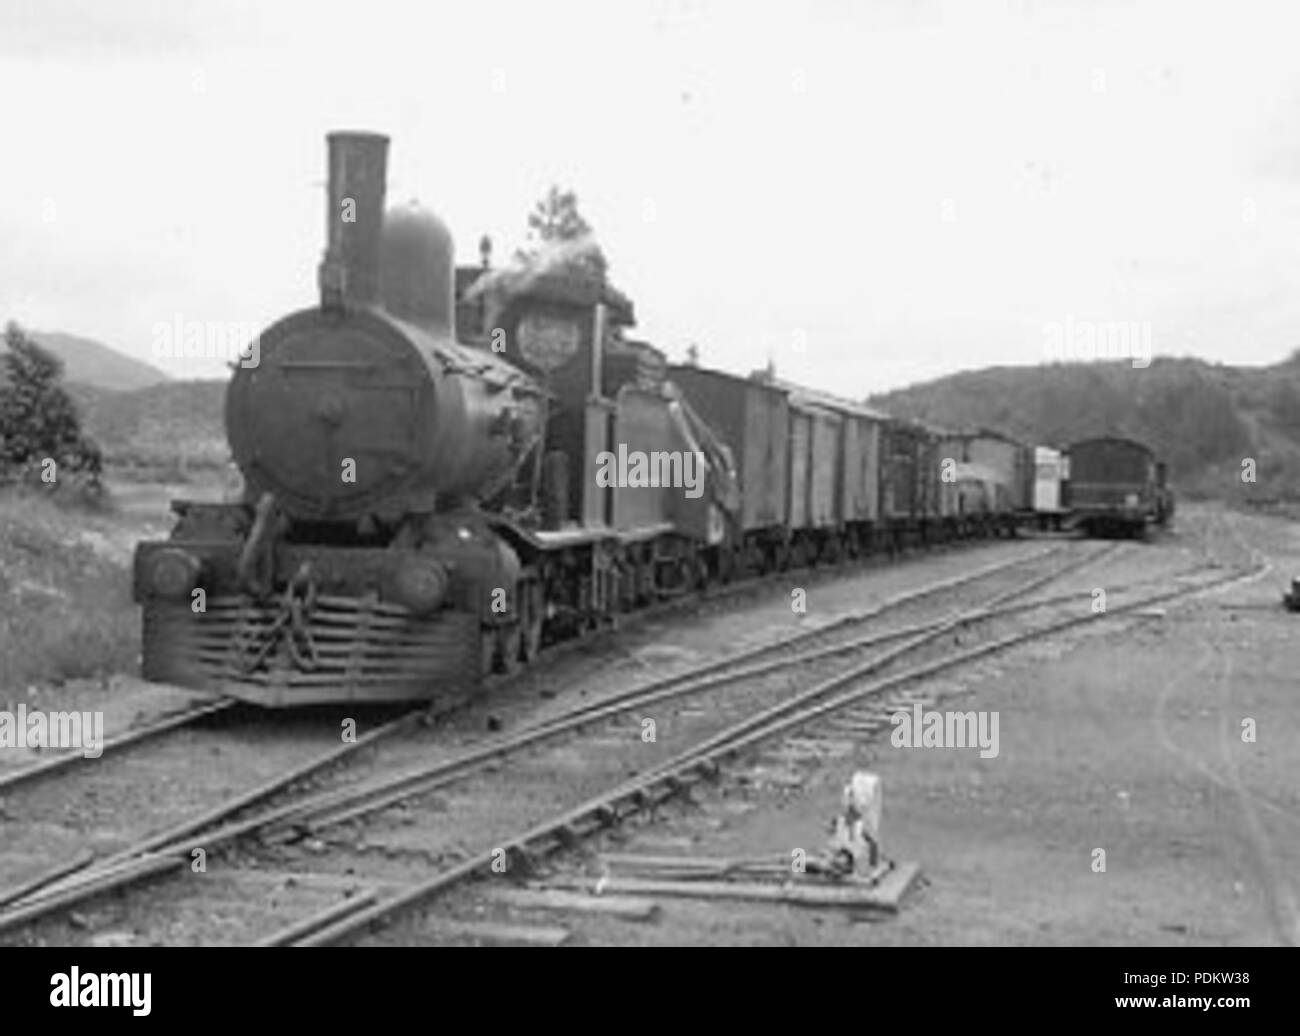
[463,234,606,303]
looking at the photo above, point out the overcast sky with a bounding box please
[2,0,1299,394]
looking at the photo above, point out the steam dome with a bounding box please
[380,202,455,335]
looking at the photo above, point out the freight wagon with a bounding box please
[1065,436,1166,538]
[786,398,843,564]
[666,365,789,571]
[1033,447,1067,524]
[877,418,936,549]
[775,380,890,560]
[936,429,1035,536]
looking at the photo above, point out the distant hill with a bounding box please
[868,356,1300,501]
[30,331,169,392]
[77,379,228,477]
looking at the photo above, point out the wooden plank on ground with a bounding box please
[486,887,660,921]
[434,919,571,946]
[601,853,777,871]
[546,864,923,912]
[863,862,922,909]
[599,853,792,881]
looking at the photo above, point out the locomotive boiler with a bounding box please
[134,131,737,705]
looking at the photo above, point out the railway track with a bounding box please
[0,541,1076,943]
[272,544,1262,946]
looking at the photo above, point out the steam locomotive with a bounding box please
[134,131,741,705]
[132,131,1154,708]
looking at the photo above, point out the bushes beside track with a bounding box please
[0,489,140,690]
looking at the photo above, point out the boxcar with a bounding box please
[784,397,845,565]
[916,422,945,530]
[957,431,1033,512]
[1033,446,1066,513]
[806,404,843,529]
[774,380,886,552]
[1066,436,1161,537]
[837,402,889,545]
[1033,446,1069,529]
[667,365,789,533]
[935,431,963,524]
[937,430,1030,534]
[879,418,938,546]
[935,430,994,532]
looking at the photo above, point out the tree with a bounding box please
[0,321,103,487]
[517,185,608,281]
[526,186,591,243]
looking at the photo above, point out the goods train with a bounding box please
[132,131,1170,707]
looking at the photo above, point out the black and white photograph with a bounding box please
[0,0,1293,1006]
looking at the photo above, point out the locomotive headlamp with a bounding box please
[385,559,450,616]
[147,548,203,601]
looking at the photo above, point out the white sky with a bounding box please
[2,0,1299,393]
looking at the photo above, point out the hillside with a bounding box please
[77,379,228,478]
[869,356,1300,501]
[30,331,169,392]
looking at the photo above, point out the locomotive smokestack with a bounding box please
[318,131,389,311]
